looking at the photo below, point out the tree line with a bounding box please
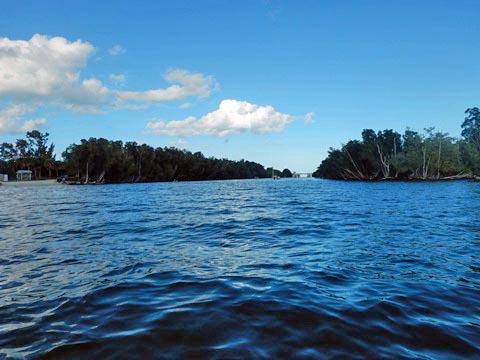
[0,131,63,179]
[61,139,290,183]
[1,133,293,183]
[313,108,480,180]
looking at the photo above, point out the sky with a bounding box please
[1,0,479,172]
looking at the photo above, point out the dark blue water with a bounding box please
[0,179,479,359]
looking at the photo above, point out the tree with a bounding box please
[266,167,282,178]
[314,123,467,180]
[461,108,480,175]
[0,131,56,179]
[0,143,16,162]
[24,131,55,178]
[281,168,293,178]
[61,137,269,183]
[461,107,480,151]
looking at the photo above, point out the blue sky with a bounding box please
[1,0,479,172]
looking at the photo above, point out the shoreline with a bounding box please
[316,176,480,183]
[1,177,478,187]
[0,179,58,186]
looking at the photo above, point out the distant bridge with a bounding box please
[292,172,313,178]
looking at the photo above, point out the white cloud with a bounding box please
[305,112,315,123]
[0,104,46,134]
[146,99,309,137]
[0,34,94,99]
[179,102,193,109]
[108,45,126,56]
[0,34,214,109]
[21,118,48,132]
[0,34,216,133]
[168,139,188,148]
[109,73,126,83]
[116,69,214,103]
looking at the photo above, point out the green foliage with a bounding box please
[460,108,480,175]
[461,107,480,151]
[314,123,470,180]
[281,168,293,178]
[460,141,480,175]
[62,138,270,183]
[0,131,58,179]
[265,167,290,178]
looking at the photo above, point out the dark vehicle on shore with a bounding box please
[56,175,70,183]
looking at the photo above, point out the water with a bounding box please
[0,179,479,359]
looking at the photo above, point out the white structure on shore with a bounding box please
[16,170,32,181]
[292,172,313,178]
[0,174,8,182]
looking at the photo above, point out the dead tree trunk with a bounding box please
[97,170,105,183]
[437,138,442,179]
[345,149,366,179]
[422,147,430,180]
[377,144,390,178]
[85,161,89,184]
[137,153,142,182]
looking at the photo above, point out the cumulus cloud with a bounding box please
[146,99,310,137]
[0,34,94,99]
[0,34,216,133]
[0,104,46,134]
[0,34,214,109]
[116,69,213,103]
[108,45,126,56]
[21,118,48,132]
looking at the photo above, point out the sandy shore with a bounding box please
[1,179,58,186]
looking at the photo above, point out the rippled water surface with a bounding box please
[1,179,479,359]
